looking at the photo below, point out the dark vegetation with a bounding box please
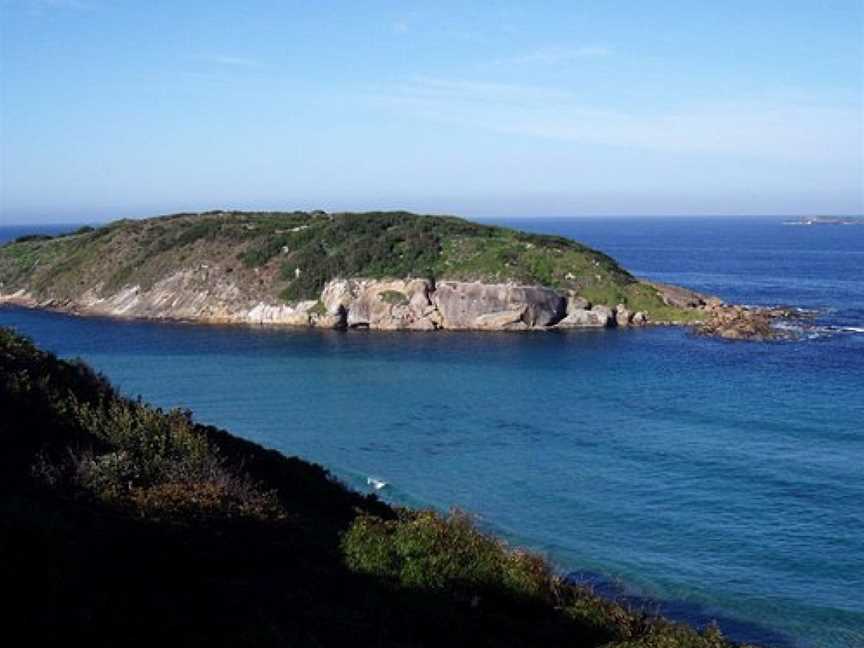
[13,233,54,243]
[1,328,753,646]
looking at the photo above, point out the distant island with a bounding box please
[1,327,759,646]
[0,210,791,339]
[783,216,864,225]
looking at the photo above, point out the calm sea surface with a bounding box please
[1,217,862,648]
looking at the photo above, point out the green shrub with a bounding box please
[608,620,740,648]
[14,233,54,243]
[342,509,553,602]
[1,329,283,522]
[128,480,284,521]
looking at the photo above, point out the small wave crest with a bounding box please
[366,476,388,491]
[772,321,864,340]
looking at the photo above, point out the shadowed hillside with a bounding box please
[0,327,754,647]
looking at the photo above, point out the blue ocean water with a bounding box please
[1,218,862,648]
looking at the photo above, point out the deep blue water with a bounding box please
[1,218,862,648]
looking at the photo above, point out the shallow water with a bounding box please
[2,217,862,647]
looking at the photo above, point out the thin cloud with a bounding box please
[494,45,613,67]
[367,77,861,162]
[204,55,264,68]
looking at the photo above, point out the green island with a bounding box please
[1,327,756,646]
[0,211,719,332]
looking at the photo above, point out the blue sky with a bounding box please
[1,1,862,223]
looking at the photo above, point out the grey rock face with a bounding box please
[632,311,648,325]
[556,305,614,328]
[648,281,716,309]
[616,304,633,326]
[3,268,667,333]
[567,294,591,312]
[321,279,440,330]
[431,281,565,330]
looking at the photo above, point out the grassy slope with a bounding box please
[0,211,701,322]
[0,327,751,647]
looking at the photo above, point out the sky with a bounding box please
[1,1,862,224]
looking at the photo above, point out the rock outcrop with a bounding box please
[556,305,614,328]
[696,305,798,341]
[649,281,723,310]
[321,279,440,330]
[431,282,565,330]
[0,273,794,340]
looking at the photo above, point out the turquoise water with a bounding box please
[1,218,862,647]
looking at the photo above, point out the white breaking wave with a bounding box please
[771,321,864,339]
[367,477,388,491]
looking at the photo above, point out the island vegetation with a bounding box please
[1,327,757,646]
[0,210,705,326]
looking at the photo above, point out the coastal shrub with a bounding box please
[268,211,629,300]
[0,330,283,522]
[45,399,285,520]
[54,226,96,238]
[55,398,283,519]
[608,620,738,648]
[68,401,211,483]
[556,584,645,641]
[128,480,284,521]
[342,509,553,602]
[13,233,54,243]
[174,219,224,247]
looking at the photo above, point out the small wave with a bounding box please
[771,321,864,340]
[367,477,388,491]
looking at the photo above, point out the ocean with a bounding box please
[1,217,862,647]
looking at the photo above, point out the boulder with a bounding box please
[632,311,648,325]
[696,305,779,340]
[648,281,714,309]
[311,306,346,329]
[322,278,440,330]
[432,282,565,330]
[615,304,633,327]
[566,294,591,312]
[320,279,356,315]
[555,305,614,328]
[473,309,530,330]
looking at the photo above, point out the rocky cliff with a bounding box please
[0,210,768,334]
[0,276,641,330]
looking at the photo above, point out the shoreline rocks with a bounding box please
[0,275,795,341]
[696,304,799,341]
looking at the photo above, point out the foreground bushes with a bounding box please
[343,510,553,602]
[42,398,284,521]
[1,328,282,522]
[341,509,749,648]
[0,327,756,647]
